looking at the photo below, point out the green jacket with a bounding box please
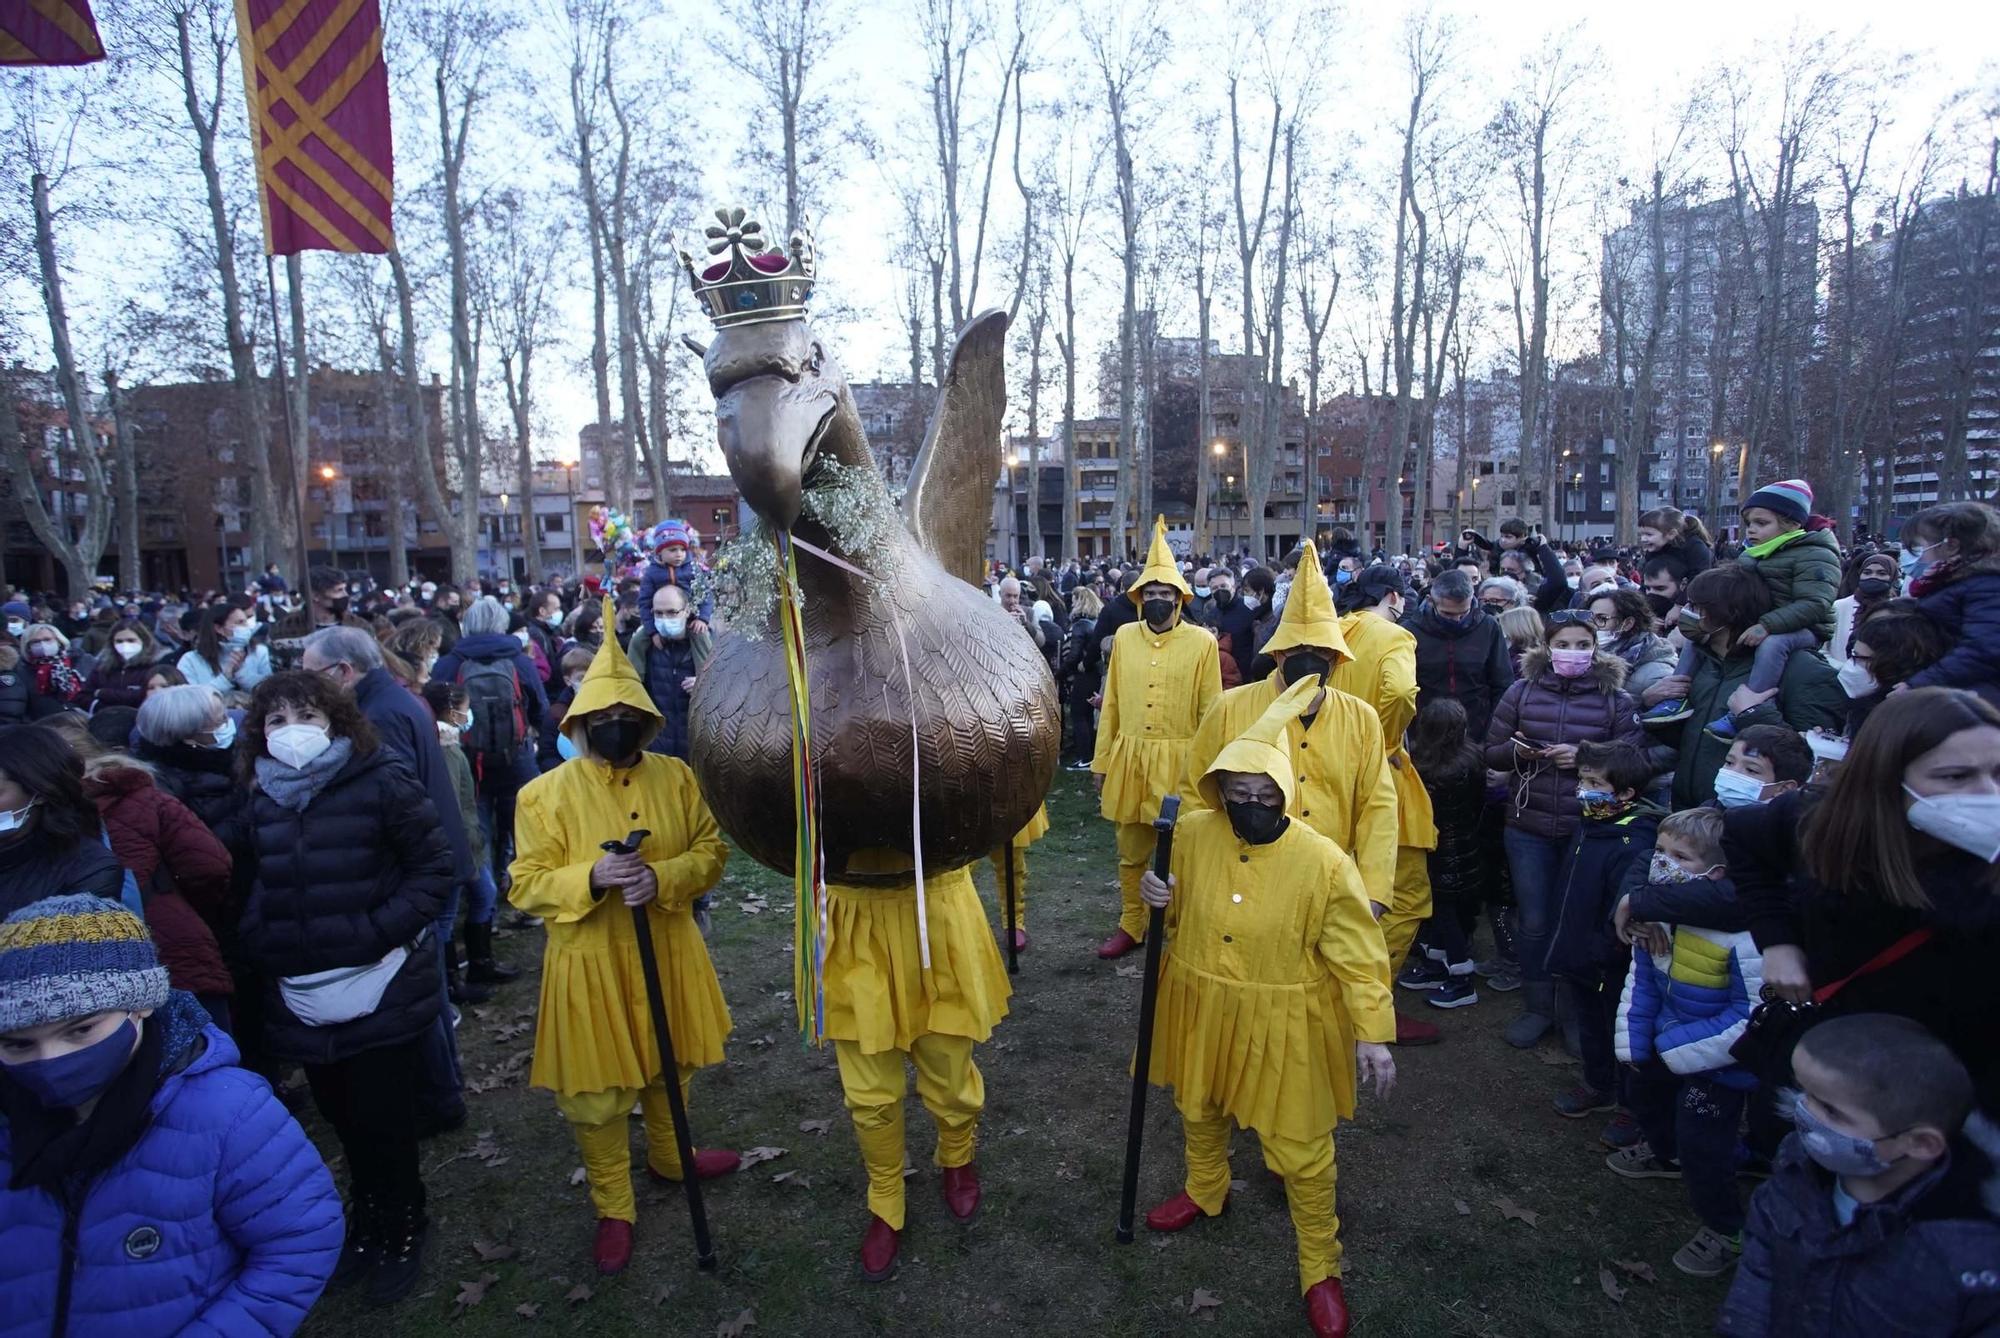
[1669,639,1847,810]
[441,737,487,868]
[1739,527,1840,640]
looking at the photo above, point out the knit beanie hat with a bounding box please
[1743,478,1813,525]
[0,895,170,1034]
[1,600,29,623]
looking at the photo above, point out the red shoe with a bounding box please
[1394,1013,1441,1046]
[593,1218,633,1275]
[1304,1277,1350,1338]
[1010,929,1030,953]
[645,1148,741,1183]
[1097,928,1142,959]
[941,1163,981,1222]
[858,1214,900,1282]
[1145,1190,1223,1232]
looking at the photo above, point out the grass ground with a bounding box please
[300,771,1726,1337]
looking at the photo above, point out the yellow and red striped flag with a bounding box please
[0,0,105,65]
[234,0,394,255]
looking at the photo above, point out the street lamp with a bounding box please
[316,466,338,568]
[1005,452,1022,565]
[1469,476,1480,536]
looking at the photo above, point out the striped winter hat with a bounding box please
[0,895,169,1033]
[1743,478,1814,524]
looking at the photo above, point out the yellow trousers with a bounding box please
[987,845,1026,932]
[1379,845,1434,979]
[835,1034,982,1230]
[1115,821,1157,941]
[1182,1107,1341,1294]
[557,1067,698,1223]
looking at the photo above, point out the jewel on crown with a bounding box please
[680,205,816,329]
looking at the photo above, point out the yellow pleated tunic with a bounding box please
[508,753,731,1096]
[1148,810,1394,1132]
[1332,610,1437,850]
[1093,620,1222,825]
[825,864,1012,1056]
[1183,673,1398,905]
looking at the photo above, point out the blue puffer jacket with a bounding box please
[1717,1115,2000,1338]
[1615,875,1765,1091]
[1544,804,1662,980]
[0,993,344,1337]
[1907,560,2000,693]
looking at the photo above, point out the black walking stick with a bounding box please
[602,829,716,1271]
[1115,794,1180,1244]
[1003,844,1019,975]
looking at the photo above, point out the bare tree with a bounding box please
[556,0,616,481]
[1044,112,1102,561]
[709,0,842,235]
[489,191,567,582]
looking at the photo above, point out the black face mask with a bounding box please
[1856,577,1893,600]
[1142,597,1176,627]
[327,597,349,618]
[1280,652,1332,687]
[586,716,645,763]
[1225,799,1287,845]
[1212,588,1235,607]
[1644,591,1676,620]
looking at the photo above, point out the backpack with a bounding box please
[457,655,524,765]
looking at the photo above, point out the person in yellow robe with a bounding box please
[1092,516,1222,958]
[987,804,1047,952]
[1182,542,1397,908]
[823,853,1013,1283]
[508,601,735,1276]
[1140,675,1396,1338]
[1330,565,1442,1047]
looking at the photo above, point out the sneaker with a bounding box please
[1554,1085,1617,1118]
[1705,714,1739,740]
[1600,1110,1644,1150]
[1605,1144,1683,1180]
[1672,1226,1741,1278]
[1641,699,1692,725]
[1481,965,1522,993]
[365,1209,430,1307]
[1397,955,1449,990]
[1428,975,1479,1009]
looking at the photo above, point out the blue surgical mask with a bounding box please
[4,1017,139,1109]
[1789,1090,1898,1177]
[556,731,581,761]
[655,615,687,639]
[1334,569,1353,585]
[1711,768,1769,809]
[204,717,237,751]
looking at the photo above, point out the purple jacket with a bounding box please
[1483,645,1646,840]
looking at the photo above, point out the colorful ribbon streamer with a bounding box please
[774,533,829,1044]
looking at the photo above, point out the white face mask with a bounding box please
[27,641,56,659]
[1904,788,2000,862]
[0,798,37,834]
[113,640,144,661]
[204,717,237,751]
[4,620,23,638]
[1712,767,1770,809]
[1595,628,1619,649]
[1241,594,1262,612]
[228,620,260,645]
[514,628,531,647]
[1836,658,1877,700]
[267,722,333,770]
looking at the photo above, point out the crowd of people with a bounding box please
[0,487,1996,1336]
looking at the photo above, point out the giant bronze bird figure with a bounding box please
[682,208,1059,885]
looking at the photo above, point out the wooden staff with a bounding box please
[1115,795,1180,1244]
[1003,844,1019,975]
[602,828,716,1270]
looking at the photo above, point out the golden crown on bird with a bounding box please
[681,205,1060,885]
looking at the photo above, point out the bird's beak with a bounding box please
[715,374,834,532]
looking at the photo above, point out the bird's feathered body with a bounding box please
[689,309,1059,884]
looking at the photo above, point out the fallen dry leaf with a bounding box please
[471,1239,517,1262]
[717,1307,757,1337]
[515,1301,540,1319]
[798,1118,832,1136]
[1007,1126,1028,1136]
[1535,1049,1577,1066]
[1188,1289,1223,1317]
[569,1166,588,1186]
[1115,963,1144,979]
[1613,1259,1658,1284]
[1493,1196,1540,1228]
[1453,1199,1471,1216]
[565,1282,593,1304]
[651,1284,674,1306]
[454,1272,500,1310]
[1150,1235,1173,1250]
[1599,1267,1627,1303]
[739,1146,788,1169]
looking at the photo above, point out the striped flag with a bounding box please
[0,0,106,65]
[234,0,393,255]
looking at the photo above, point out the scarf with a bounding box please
[1907,555,1962,600]
[253,735,356,812]
[1745,527,1806,561]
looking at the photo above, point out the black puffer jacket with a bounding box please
[1483,646,1647,840]
[134,738,240,833]
[0,645,52,723]
[0,828,125,918]
[1420,747,1489,909]
[229,746,452,1066]
[1402,603,1516,743]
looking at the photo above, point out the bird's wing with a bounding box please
[901,309,1008,586]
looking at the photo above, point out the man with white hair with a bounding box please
[997,577,1046,650]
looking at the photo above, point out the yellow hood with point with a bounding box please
[563,597,661,749]
[1196,674,1324,814]
[1261,541,1349,661]
[1126,515,1193,609]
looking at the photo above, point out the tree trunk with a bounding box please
[0,391,98,596]
[1254,132,1298,559]
[104,371,142,590]
[1194,272,1213,554]
[1060,254,1080,560]
[285,254,310,555]
[374,333,411,586]
[389,247,472,580]
[27,172,110,591]
[1025,276,1047,558]
[438,69,482,577]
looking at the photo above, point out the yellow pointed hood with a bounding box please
[1261,541,1350,662]
[1126,515,1193,609]
[563,597,662,749]
[1197,674,1323,814]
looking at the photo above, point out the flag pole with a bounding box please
[264,252,313,605]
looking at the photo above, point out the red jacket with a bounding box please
[85,764,234,997]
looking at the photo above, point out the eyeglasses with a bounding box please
[1547,609,1592,627]
[1588,613,1618,628]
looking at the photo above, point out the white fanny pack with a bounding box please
[279,932,423,1026]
